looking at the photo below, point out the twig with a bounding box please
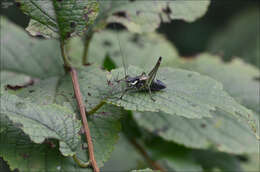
[70,68,99,172]
[129,138,166,172]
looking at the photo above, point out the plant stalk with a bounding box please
[82,34,93,65]
[70,68,99,172]
[129,138,166,172]
[60,40,71,69]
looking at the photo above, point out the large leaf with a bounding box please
[0,93,81,156]
[176,54,260,114]
[0,123,92,172]
[100,0,210,33]
[133,109,258,154]
[207,7,259,68]
[70,66,258,136]
[7,74,122,168]
[16,0,99,39]
[0,17,64,78]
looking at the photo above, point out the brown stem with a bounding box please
[70,68,99,172]
[129,138,166,172]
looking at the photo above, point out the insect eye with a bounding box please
[131,80,138,85]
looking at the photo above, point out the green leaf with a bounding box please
[207,7,259,68]
[16,0,99,39]
[101,135,146,171]
[133,109,258,154]
[145,137,243,172]
[69,31,179,70]
[191,150,244,172]
[8,74,122,167]
[69,66,258,137]
[0,124,92,172]
[101,0,210,33]
[0,71,32,93]
[0,17,64,78]
[241,153,260,172]
[0,93,81,156]
[177,54,260,114]
[131,168,155,172]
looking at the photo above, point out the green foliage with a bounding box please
[207,7,259,68]
[1,1,259,172]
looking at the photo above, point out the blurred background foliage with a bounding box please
[1,0,259,66]
[1,0,259,171]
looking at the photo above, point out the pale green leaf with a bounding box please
[16,0,99,39]
[0,71,32,93]
[0,93,81,156]
[133,109,258,154]
[69,30,179,69]
[176,54,260,114]
[68,66,258,137]
[101,0,210,33]
[0,17,64,78]
[7,75,122,167]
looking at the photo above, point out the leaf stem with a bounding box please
[73,154,90,168]
[87,101,106,115]
[60,40,71,69]
[82,34,93,65]
[128,138,166,172]
[70,68,99,172]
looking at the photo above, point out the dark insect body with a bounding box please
[119,56,166,101]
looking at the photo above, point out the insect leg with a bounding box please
[148,86,155,101]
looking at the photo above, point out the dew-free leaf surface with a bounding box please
[133,110,258,154]
[0,17,63,78]
[101,0,210,33]
[16,0,99,39]
[0,93,81,156]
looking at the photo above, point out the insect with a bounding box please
[112,23,166,101]
[117,56,166,101]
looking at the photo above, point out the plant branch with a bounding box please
[129,138,166,172]
[70,68,99,172]
[82,34,93,65]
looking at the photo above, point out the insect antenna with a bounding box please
[112,23,128,78]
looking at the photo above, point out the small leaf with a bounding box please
[16,0,99,39]
[0,17,64,78]
[52,0,99,40]
[0,93,81,156]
